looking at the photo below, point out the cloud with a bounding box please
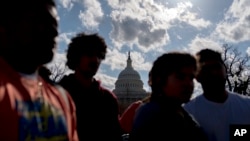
[78,0,104,30]
[57,0,75,10]
[50,52,67,64]
[187,36,223,54]
[173,2,211,30]
[107,0,211,52]
[178,11,211,30]
[102,48,127,70]
[95,72,117,90]
[58,32,76,45]
[214,0,250,43]
[56,32,76,53]
[246,47,250,56]
[128,51,152,71]
[103,48,152,71]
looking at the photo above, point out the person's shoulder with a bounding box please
[228,91,250,102]
[0,58,20,81]
[95,80,117,99]
[100,86,118,99]
[138,102,161,115]
[133,102,161,125]
[183,94,204,112]
[59,74,75,85]
[121,100,143,118]
[227,92,250,115]
[132,100,143,106]
[185,94,204,105]
[126,100,143,111]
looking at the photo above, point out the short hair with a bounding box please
[0,0,55,27]
[196,49,224,64]
[66,33,107,70]
[150,52,197,95]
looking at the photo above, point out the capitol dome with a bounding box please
[118,54,141,80]
[113,51,148,114]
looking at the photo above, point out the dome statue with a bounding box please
[113,51,148,114]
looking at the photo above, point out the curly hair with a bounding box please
[66,33,107,70]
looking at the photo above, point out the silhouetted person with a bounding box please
[59,33,122,141]
[184,48,250,141]
[0,0,78,140]
[129,52,208,141]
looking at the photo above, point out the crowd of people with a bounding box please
[0,0,250,141]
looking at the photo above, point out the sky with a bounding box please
[48,0,250,98]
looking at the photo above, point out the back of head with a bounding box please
[195,48,227,94]
[66,33,107,70]
[0,0,58,73]
[0,0,55,27]
[150,52,197,95]
[196,48,224,64]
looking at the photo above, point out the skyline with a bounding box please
[48,0,250,96]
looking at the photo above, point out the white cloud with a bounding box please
[103,48,152,71]
[78,0,104,30]
[58,32,76,45]
[57,0,74,10]
[129,51,152,71]
[107,0,211,52]
[95,72,117,90]
[103,48,127,70]
[214,0,250,43]
[177,35,182,40]
[178,11,211,30]
[50,52,67,64]
[187,36,223,54]
[246,47,250,56]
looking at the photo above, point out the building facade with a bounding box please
[113,52,148,114]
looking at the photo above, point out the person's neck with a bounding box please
[203,89,228,103]
[151,94,182,107]
[74,71,94,88]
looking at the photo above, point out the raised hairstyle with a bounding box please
[0,0,55,27]
[66,33,107,70]
[150,52,197,95]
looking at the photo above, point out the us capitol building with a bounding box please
[113,52,149,114]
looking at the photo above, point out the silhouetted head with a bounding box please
[66,33,107,78]
[150,52,197,104]
[0,0,58,74]
[196,48,227,93]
